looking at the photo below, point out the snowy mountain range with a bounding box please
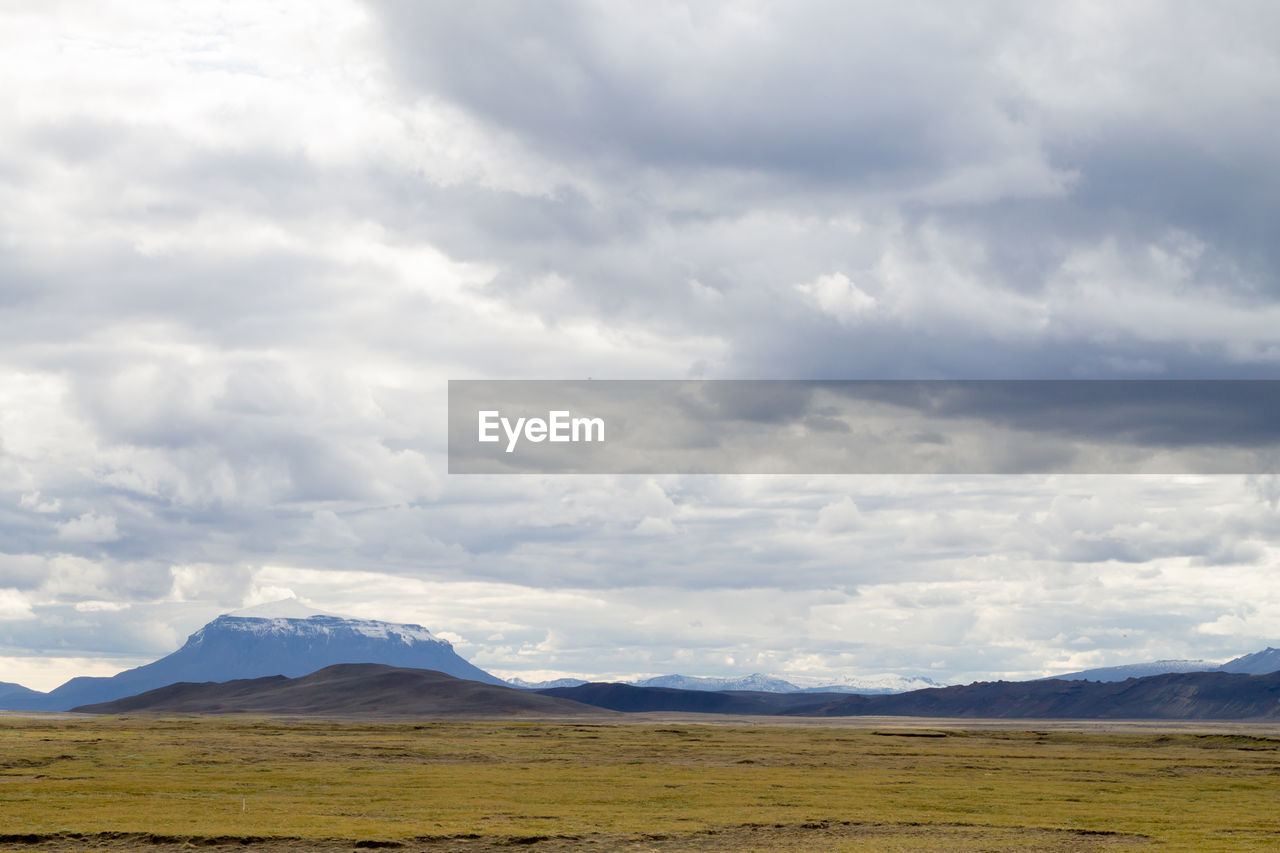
[1044,660,1221,682]
[1044,648,1280,682]
[505,672,943,694]
[0,598,502,711]
[631,672,944,694]
[505,676,590,690]
[1220,647,1280,674]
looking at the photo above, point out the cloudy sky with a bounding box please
[3,1,1280,691]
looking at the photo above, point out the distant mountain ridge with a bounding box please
[538,671,1280,720]
[0,681,40,704]
[1045,648,1280,682]
[1045,660,1220,682]
[1220,647,1280,674]
[799,671,1280,720]
[631,672,943,694]
[0,599,503,711]
[634,673,801,693]
[506,672,943,694]
[506,676,589,690]
[504,672,942,694]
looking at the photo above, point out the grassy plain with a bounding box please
[2,714,1279,851]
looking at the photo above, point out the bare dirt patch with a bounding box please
[0,822,1150,852]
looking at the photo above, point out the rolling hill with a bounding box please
[73,663,611,718]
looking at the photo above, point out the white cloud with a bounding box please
[0,589,35,621]
[56,512,120,543]
[633,516,679,537]
[19,492,61,513]
[815,496,863,533]
[794,273,877,324]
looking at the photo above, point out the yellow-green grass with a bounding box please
[2,716,1279,850]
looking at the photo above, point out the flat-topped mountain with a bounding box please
[2,598,503,711]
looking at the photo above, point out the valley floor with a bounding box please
[2,714,1279,851]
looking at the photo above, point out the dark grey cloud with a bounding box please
[853,381,1280,450]
[364,0,1280,380]
[369,1,1036,181]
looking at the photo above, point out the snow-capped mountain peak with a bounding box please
[210,611,440,645]
[217,598,441,645]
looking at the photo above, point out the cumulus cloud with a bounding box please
[56,512,120,543]
[795,274,877,325]
[815,496,862,533]
[0,589,35,621]
[19,492,60,513]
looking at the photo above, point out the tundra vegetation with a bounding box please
[2,716,1279,851]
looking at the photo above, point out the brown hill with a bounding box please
[72,664,614,719]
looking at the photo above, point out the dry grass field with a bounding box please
[2,714,1279,851]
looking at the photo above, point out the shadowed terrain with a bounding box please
[541,671,1280,720]
[72,664,612,719]
[536,682,842,715]
[797,671,1280,719]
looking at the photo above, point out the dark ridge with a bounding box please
[535,682,843,715]
[792,671,1280,719]
[72,663,612,718]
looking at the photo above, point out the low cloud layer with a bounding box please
[2,1,1280,688]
